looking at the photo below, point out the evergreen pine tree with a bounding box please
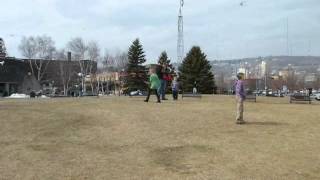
[178,46,216,94]
[124,38,148,92]
[158,51,175,74]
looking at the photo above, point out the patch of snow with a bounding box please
[41,95,49,98]
[6,94,30,99]
[130,90,143,96]
[4,94,50,99]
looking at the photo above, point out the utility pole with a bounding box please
[177,0,184,64]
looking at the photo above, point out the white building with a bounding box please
[260,61,267,78]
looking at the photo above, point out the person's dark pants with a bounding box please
[172,90,178,100]
[145,88,161,102]
[159,80,167,100]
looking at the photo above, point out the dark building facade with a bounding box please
[0,57,97,96]
[0,58,33,96]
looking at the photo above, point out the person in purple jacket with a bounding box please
[235,73,246,124]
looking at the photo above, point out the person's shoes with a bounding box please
[144,100,148,102]
[157,101,161,103]
[236,120,246,125]
[162,98,168,100]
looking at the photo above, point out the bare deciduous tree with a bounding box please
[114,51,128,71]
[100,50,116,95]
[18,36,37,75]
[101,50,128,95]
[19,35,56,81]
[67,37,87,60]
[87,41,100,93]
[103,50,115,71]
[34,35,56,81]
[102,50,128,71]
[54,49,71,95]
[67,37,88,93]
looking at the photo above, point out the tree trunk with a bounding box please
[101,78,105,95]
[78,60,85,94]
[91,80,94,94]
[97,78,100,95]
[38,69,41,81]
[106,80,109,95]
[63,85,66,96]
[28,59,34,75]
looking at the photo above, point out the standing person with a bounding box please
[193,81,198,94]
[308,88,313,96]
[172,76,179,100]
[235,73,246,124]
[159,65,169,100]
[163,71,172,99]
[145,68,161,103]
[157,65,164,99]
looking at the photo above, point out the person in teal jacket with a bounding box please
[144,68,161,103]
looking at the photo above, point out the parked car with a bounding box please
[315,93,320,101]
[274,92,284,97]
[310,94,317,99]
[262,90,273,96]
[253,90,264,96]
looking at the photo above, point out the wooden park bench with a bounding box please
[290,95,311,104]
[182,92,202,99]
[246,95,257,102]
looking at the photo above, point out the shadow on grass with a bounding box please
[151,145,217,174]
[246,121,288,126]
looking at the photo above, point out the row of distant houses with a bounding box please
[0,56,97,97]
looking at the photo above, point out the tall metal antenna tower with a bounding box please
[177,0,184,64]
[286,17,289,56]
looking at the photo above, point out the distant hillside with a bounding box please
[212,56,320,66]
[210,56,320,81]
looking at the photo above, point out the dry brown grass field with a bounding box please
[0,96,319,180]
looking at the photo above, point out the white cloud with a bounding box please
[0,0,320,61]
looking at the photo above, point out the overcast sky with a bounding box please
[1,0,320,63]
